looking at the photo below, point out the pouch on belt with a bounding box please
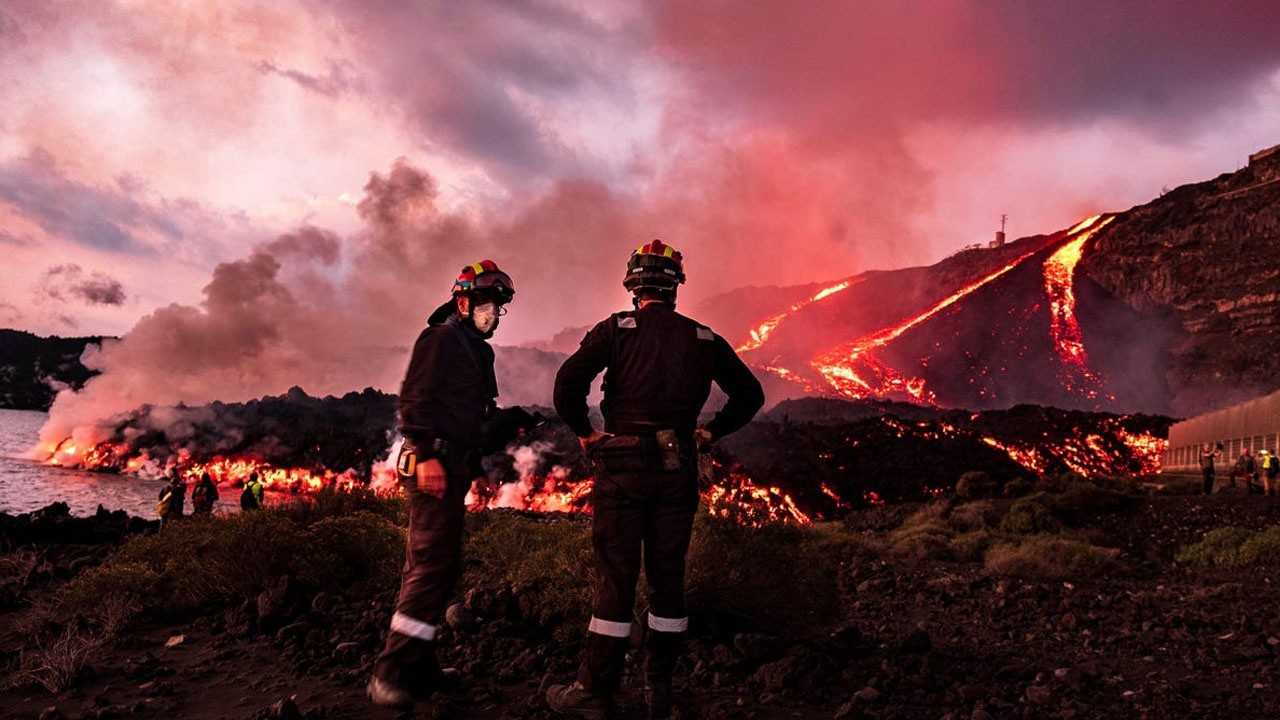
[594,435,650,473]
[654,429,682,471]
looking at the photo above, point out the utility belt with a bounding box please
[593,429,691,474]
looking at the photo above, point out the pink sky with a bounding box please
[3,0,1279,353]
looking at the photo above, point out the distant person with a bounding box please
[157,472,186,526]
[240,472,264,510]
[1261,450,1279,497]
[191,472,219,515]
[547,240,764,720]
[1231,449,1256,491]
[368,260,515,709]
[1199,442,1221,494]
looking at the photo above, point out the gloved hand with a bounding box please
[416,458,447,498]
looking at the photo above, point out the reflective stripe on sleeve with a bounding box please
[648,613,689,633]
[390,612,438,641]
[587,616,632,638]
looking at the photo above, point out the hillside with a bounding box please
[0,329,104,411]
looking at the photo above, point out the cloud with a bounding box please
[38,264,128,306]
[0,150,180,255]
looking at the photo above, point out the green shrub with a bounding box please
[948,530,994,562]
[464,511,594,638]
[948,501,1000,531]
[1002,477,1034,498]
[63,506,395,622]
[308,512,404,591]
[1239,527,1280,565]
[999,494,1062,535]
[985,536,1119,579]
[955,471,1000,500]
[686,513,856,637]
[278,487,407,525]
[1051,479,1136,522]
[887,506,955,561]
[1177,526,1260,567]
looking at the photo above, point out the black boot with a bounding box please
[546,681,610,719]
[644,630,682,719]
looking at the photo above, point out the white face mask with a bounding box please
[472,302,499,334]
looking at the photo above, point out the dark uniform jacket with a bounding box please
[399,312,497,476]
[554,303,764,441]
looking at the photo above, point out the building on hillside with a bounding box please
[1162,388,1280,472]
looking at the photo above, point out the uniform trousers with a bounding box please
[578,449,699,695]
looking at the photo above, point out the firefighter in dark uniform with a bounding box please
[367,260,514,709]
[547,240,764,720]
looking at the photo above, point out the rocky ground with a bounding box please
[4,487,1280,720]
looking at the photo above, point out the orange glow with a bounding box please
[812,248,1041,402]
[1042,215,1115,401]
[736,279,857,353]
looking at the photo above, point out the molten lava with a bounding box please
[1042,215,1115,401]
[737,280,857,353]
[812,249,1042,403]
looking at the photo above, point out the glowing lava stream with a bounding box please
[1042,214,1114,399]
[813,248,1044,402]
[736,279,858,353]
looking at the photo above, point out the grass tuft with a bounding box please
[985,535,1119,579]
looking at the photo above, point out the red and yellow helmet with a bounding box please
[624,240,685,292]
[452,259,515,303]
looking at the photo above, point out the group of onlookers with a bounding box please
[1199,442,1280,495]
[156,470,265,526]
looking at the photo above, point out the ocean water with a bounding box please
[0,409,172,517]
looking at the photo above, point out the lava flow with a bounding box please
[1042,214,1115,401]
[736,279,857,353]
[812,248,1042,403]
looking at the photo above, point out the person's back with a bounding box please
[240,473,264,510]
[565,303,760,437]
[549,240,764,720]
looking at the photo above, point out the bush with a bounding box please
[686,514,857,637]
[999,494,1062,535]
[887,505,955,560]
[278,487,406,526]
[1239,527,1280,565]
[947,501,1000,531]
[1176,525,1280,567]
[308,512,404,591]
[63,505,402,623]
[1002,477,1034,498]
[948,530,994,562]
[464,511,594,638]
[955,471,1000,500]
[0,550,40,607]
[1051,479,1136,522]
[8,623,106,694]
[985,536,1119,579]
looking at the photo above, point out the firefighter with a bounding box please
[546,240,764,720]
[367,259,514,709]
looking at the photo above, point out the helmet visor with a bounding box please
[471,270,515,303]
